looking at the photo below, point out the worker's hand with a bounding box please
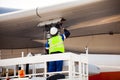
[62,27,65,30]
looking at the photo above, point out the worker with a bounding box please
[45,26,70,72]
[18,67,25,78]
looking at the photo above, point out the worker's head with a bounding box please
[50,27,58,36]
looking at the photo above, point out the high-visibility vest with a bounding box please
[48,35,65,54]
[18,69,25,78]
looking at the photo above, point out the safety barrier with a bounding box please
[0,48,88,80]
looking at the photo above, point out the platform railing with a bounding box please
[0,51,88,80]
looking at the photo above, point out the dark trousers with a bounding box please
[48,60,63,72]
[47,52,63,72]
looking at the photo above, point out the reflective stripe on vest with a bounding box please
[48,35,65,54]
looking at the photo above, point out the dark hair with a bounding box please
[18,67,21,70]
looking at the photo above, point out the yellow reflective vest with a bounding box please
[48,35,65,54]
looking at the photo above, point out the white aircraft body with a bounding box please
[0,0,120,79]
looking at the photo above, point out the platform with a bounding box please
[0,51,88,80]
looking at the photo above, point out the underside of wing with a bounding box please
[0,0,120,54]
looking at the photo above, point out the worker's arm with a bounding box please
[61,28,70,40]
[64,28,70,38]
[45,41,49,54]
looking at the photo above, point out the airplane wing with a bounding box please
[0,0,120,54]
